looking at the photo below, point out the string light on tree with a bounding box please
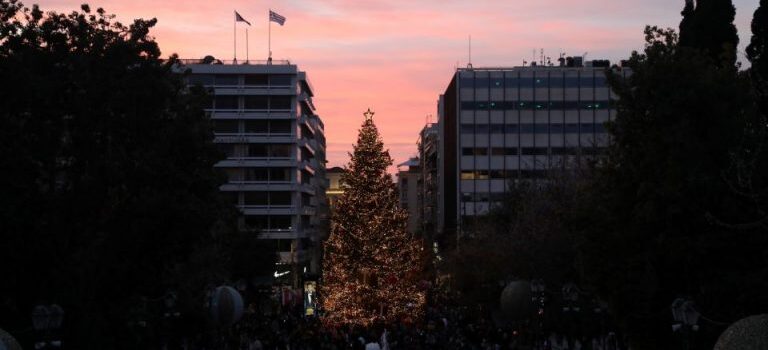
[321,109,425,326]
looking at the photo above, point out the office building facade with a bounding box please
[437,59,627,242]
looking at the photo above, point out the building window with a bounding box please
[244,191,269,205]
[270,167,291,182]
[189,74,214,86]
[270,215,293,230]
[221,191,239,205]
[244,95,269,109]
[215,75,239,86]
[213,120,239,134]
[270,191,292,205]
[247,144,268,157]
[301,170,312,185]
[270,96,292,110]
[269,75,292,86]
[244,74,268,86]
[224,168,242,182]
[551,147,578,155]
[244,168,269,181]
[244,215,268,230]
[490,124,504,133]
[215,96,239,109]
[269,144,293,158]
[270,120,292,134]
[521,147,548,156]
[217,143,237,157]
[459,100,612,110]
[244,120,268,134]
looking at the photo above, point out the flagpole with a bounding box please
[268,10,272,63]
[233,11,237,62]
[246,27,249,63]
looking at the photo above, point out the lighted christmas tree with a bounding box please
[321,109,425,326]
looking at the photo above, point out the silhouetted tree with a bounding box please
[0,2,272,348]
[678,0,739,67]
[679,0,696,47]
[584,26,766,349]
[748,0,768,87]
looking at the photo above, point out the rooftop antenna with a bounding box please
[467,35,473,69]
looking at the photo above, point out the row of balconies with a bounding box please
[238,205,316,216]
[210,86,294,96]
[220,182,317,194]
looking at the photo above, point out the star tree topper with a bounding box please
[364,108,375,121]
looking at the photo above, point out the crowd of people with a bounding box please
[197,290,626,350]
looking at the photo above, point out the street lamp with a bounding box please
[561,283,580,312]
[31,304,64,349]
[671,298,700,330]
[529,279,546,348]
[671,298,700,350]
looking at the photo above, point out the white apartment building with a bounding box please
[178,59,328,281]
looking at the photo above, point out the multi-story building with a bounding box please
[396,157,421,235]
[178,59,327,285]
[437,58,626,243]
[325,167,345,211]
[418,123,439,243]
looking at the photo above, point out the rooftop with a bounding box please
[177,58,292,66]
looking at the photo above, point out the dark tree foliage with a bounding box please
[678,0,739,67]
[679,0,696,47]
[748,0,768,89]
[588,26,767,349]
[0,1,272,348]
[448,174,587,299]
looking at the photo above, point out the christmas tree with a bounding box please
[321,109,425,326]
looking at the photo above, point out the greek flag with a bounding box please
[269,10,286,26]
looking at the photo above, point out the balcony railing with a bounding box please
[178,58,292,66]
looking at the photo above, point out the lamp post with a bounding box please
[671,298,700,350]
[530,279,546,349]
[31,304,64,349]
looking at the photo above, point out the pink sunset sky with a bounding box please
[37,0,760,171]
